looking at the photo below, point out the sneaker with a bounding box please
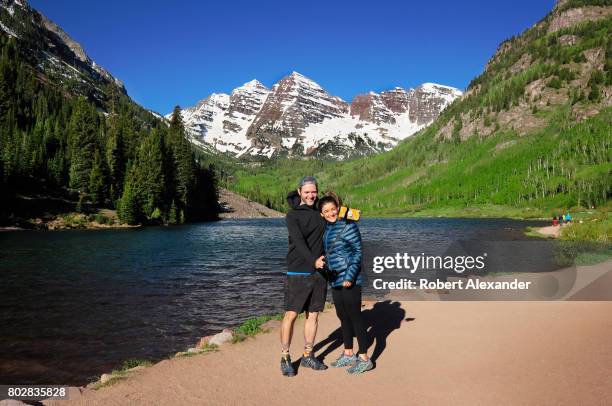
[280,355,296,377]
[347,358,373,374]
[330,353,358,368]
[300,354,328,370]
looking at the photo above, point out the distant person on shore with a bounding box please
[565,212,572,223]
[280,176,328,377]
[318,193,373,374]
[559,214,565,225]
[552,216,559,226]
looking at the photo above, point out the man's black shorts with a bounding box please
[284,272,327,313]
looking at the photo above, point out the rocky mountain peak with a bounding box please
[192,93,230,113]
[410,83,462,125]
[380,87,413,114]
[173,74,462,159]
[286,71,322,88]
[350,92,395,124]
[226,81,270,127]
[245,72,350,147]
[236,79,269,94]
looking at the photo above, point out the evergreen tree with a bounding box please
[167,106,197,219]
[47,149,65,186]
[174,137,197,214]
[117,163,141,225]
[118,182,139,225]
[88,149,106,206]
[168,199,178,225]
[68,98,98,194]
[105,116,125,204]
[168,105,185,135]
[0,38,17,121]
[137,129,165,218]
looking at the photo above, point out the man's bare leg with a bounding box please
[299,311,327,369]
[303,311,319,356]
[280,311,298,354]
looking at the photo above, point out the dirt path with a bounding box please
[534,224,563,237]
[44,299,612,406]
[218,188,283,219]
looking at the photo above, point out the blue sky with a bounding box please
[30,0,555,114]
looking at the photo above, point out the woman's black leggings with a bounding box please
[331,285,368,354]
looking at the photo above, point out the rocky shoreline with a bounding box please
[1,188,283,232]
[0,210,140,231]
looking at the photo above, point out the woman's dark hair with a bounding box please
[318,195,339,212]
[324,190,342,206]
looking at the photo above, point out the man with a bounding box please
[280,176,328,377]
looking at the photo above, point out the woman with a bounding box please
[318,193,373,374]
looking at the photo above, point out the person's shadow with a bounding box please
[308,300,411,369]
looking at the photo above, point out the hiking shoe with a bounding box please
[347,358,373,374]
[300,354,328,370]
[330,353,358,368]
[280,355,296,377]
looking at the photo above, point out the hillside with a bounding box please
[0,0,219,227]
[217,188,282,219]
[0,0,127,111]
[227,0,611,220]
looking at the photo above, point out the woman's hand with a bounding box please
[342,280,352,288]
[315,255,325,269]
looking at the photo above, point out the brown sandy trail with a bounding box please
[535,225,562,238]
[218,188,283,219]
[44,301,612,406]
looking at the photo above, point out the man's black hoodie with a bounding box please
[285,190,325,274]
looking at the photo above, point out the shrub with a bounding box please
[588,84,601,101]
[93,214,111,224]
[548,77,562,89]
[150,207,162,220]
[234,314,283,337]
[557,68,575,82]
[120,359,152,371]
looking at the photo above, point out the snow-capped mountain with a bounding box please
[172,72,461,159]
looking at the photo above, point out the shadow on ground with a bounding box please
[300,300,410,372]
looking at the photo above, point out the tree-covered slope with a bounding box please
[0,36,219,227]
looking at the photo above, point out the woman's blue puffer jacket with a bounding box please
[323,219,363,287]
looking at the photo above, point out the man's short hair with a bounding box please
[298,176,318,189]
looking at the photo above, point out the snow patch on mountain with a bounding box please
[0,21,17,37]
[300,111,425,154]
[420,83,463,103]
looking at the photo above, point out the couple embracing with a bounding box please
[280,176,372,377]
